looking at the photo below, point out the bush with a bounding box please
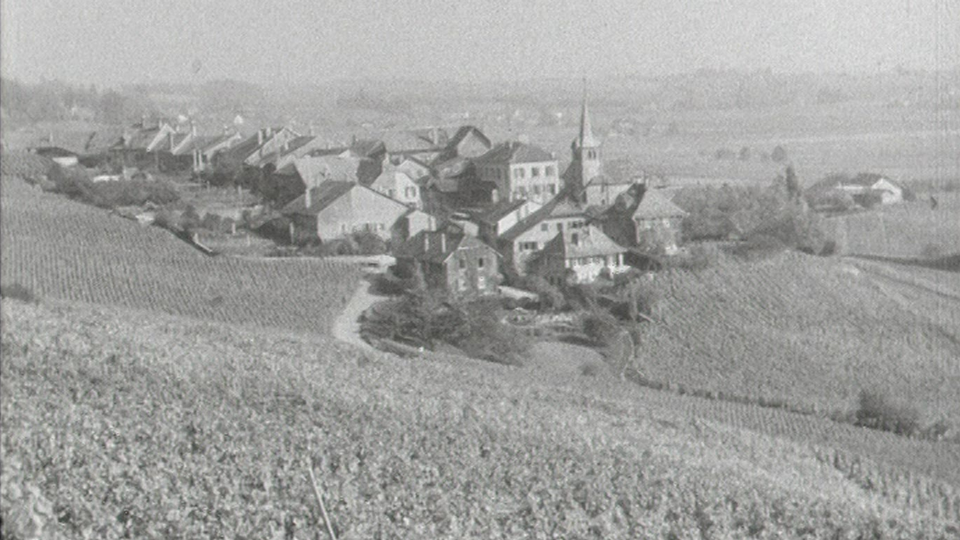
[854,389,921,437]
[512,276,565,311]
[0,283,37,304]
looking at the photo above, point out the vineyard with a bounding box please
[3,298,958,538]
[633,250,960,429]
[0,173,358,335]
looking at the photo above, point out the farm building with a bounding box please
[602,184,687,255]
[394,231,500,297]
[531,225,628,286]
[807,173,905,209]
[280,181,414,244]
[470,198,544,245]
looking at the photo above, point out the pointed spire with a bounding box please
[575,77,599,149]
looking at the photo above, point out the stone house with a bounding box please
[394,231,500,297]
[474,141,561,204]
[602,185,687,255]
[281,181,414,243]
[532,226,629,286]
[498,195,592,276]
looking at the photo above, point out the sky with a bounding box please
[1,0,958,87]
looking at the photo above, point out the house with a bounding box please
[581,175,644,208]
[498,194,592,276]
[111,118,179,168]
[602,185,687,255]
[281,181,414,243]
[532,225,629,286]
[808,173,904,207]
[242,127,301,167]
[394,231,500,297]
[289,153,379,189]
[474,141,561,204]
[435,125,493,162]
[368,164,423,208]
[469,198,543,245]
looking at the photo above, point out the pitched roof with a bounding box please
[293,155,364,188]
[472,198,532,225]
[447,125,491,149]
[474,141,555,165]
[280,181,355,216]
[501,192,589,241]
[543,226,625,259]
[631,189,687,219]
[395,230,496,263]
[847,172,897,188]
[369,166,415,191]
[349,139,386,158]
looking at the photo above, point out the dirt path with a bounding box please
[331,278,381,351]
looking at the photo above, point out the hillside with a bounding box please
[0,173,358,334]
[636,251,960,428]
[3,299,958,538]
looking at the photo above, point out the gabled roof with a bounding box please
[630,189,687,220]
[847,172,897,188]
[447,125,491,150]
[280,181,355,216]
[474,141,555,165]
[369,166,415,191]
[543,226,625,259]
[472,198,534,225]
[501,192,589,241]
[395,230,496,264]
[293,154,365,188]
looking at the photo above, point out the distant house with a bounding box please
[289,153,379,189]
[580,175,643,208]
[498,195,591,276]
[807,173,904,207]
[532,226,629,286]
[474,141,561,204]
[437,125,492,161]
[602,185,687,255]
[281,181,414,243]
[395,231,500,297]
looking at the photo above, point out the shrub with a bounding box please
[512,275,565,311]
[582,312,621,347]
[854,389,921,437]
[0,283,37,304]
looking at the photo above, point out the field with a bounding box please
[633,250,960,430]
[827,194,960,259]
[0,173,358,335]
[3,298,959,538]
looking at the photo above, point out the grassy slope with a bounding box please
[636,250,960,427]
[2,299,958,538]
[0,173,358,335]
[827,194,960,259]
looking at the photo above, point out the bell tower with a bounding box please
[570,79,602,191]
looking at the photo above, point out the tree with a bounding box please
[784,165,801,201]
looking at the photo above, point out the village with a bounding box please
[16,81,921,361]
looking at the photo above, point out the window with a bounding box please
[533,185,541,195]
[459,258,466,269]
[458,279,467,291]
[531,167,540,177]
[477,275,486,290]
[516,168,525,179]
[520,241,538,251]
[548,184,557,195]
[540,224,549,232]
[478,257,484,268]
[556,222,563,231]
[546,166,556,176]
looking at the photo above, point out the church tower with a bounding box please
[567,80,602,192]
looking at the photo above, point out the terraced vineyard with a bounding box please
[635,251,960,427]
[0,174,358,334]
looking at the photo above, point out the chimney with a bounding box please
[257,129,264,146]
[431,126,440,146]
[440,233,446,253]
[304,187,312,209]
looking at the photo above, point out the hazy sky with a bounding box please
[2,0,957,86]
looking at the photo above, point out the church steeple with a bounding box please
[567,78,601,192]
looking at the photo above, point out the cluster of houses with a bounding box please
[29,92,690,298]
